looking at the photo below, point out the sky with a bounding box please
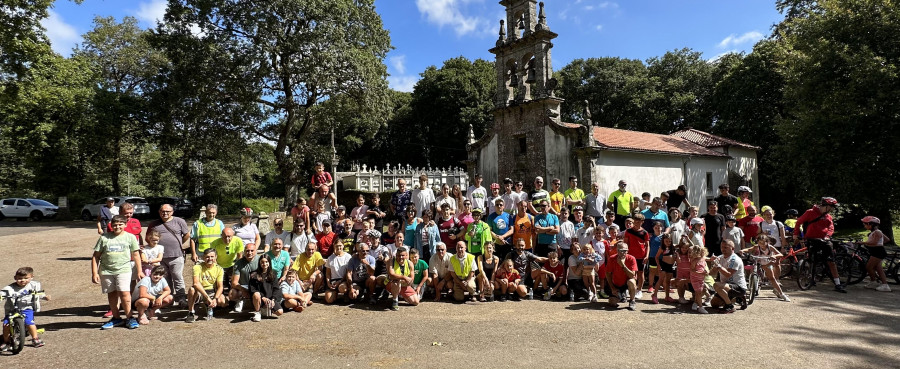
[44,0,784,92]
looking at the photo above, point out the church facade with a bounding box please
[466,0,759,206]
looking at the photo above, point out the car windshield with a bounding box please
[28,199,54,206]
[125,198,148,204]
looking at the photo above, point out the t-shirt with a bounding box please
[485,195,502,215]
[350,205,369,231]
[487,211,512,242]
[435,195,457,213]
[665,190,688,210]
[412,188,436,218]
[141,244,164,266]
[266,250,291,277]
[528,189,549,208]
[641,208,670,233]
[543,261,565,280]
[429,253,452,278]
[132,276,168,301]
[315,232,336,258]
[714,194,739,215]
[723,226,745,249]
[575,226,594,248]
[505,251,538,276]
[289,231,317,258]
[557,221,576,250]
[233,255,260,286]
[99,206,119,232]
[264,230,292,250]
[623,228,650,259]
[438,216,461,249]
[512,213,535,249]
[535,213,559,244]
[147,217,189,259]
[280,280,303,298]
[93,232,140,275]
[391,190,412,217]
[759,220,785,248]
[311,171,333,188]
[193,263,224,291]
[314,212,331,234]
[211,237,245,268]
[716,253,747,289]
[669,220,686,246]
[413,259,429,284]
[607,190,634,216]
[232,222,260,246]
[2,281,42,312]
[608,254,638,286]
[567,255,582,280]
[548,191,565,214]
[120,217,143,243]
[466,185,488,211]
[291,252,325,280]
[347,254,376,283]
[368,204,388,230]
[326,253,352,279]
[649,234,663,259]
[500,193,518,214]
[738,215,764,243]
[702,213,726,251]
[564,188,586,210]
[584,193,605,218]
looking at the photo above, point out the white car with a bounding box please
[80,196,150,221]
[0,198,59,221]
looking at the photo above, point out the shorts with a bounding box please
[808,239,835,262]
[396,285,416,299]
[659,261,675,274]
[3,309,34,326]
[635,260,646,272]
[690,279,706,292]
[648,258,658,267]
[192,289,217,304]
[581,267,596,277]
[328,278,344,290]
[726,283,747,298]
[100,273,132,294]
[867,245,887,260]
[676,269,690,280]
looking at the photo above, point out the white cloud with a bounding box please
[595,24,603,31]
[710,50,739,62]
[598,2,619,9]
[135,0,168,27]
[388,75,419,93]
[389,55,406,74]
[718,30,763,48]
[415,0,490,37]
[41,10,80,56]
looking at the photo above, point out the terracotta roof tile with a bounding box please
[585,125,729,157]
[671,129,760,150]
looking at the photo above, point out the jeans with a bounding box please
[162,256,186,299]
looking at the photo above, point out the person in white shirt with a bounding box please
[412,174,436,219]
[485,183,502,215]
[263,218,291,252]
[434,183,456,214]
[466,174,488,212]
[500,178,518,215]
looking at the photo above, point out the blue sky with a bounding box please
[44,0,784,92]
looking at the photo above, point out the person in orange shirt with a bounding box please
[512,200,536,250]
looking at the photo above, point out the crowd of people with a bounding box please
[2,163,893,349]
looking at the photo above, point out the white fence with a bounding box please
[340,163,469,192]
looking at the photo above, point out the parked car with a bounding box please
[80,196,150,221]
[0,198,59,221]
[146,197,193,218]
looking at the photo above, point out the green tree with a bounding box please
[554,57,654,130]
[0,0,83,81]
[773,0,900,240]
[645,48,716,133]
[163,0,393,206]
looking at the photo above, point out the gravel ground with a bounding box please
[1,220,898,368]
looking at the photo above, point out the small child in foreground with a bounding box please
[2,267,50,349]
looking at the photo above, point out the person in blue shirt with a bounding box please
[641,197,670,233]
[534,199,560,257]
[487,198,514,257]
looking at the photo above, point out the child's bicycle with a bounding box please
[778,243,808,279]
[745,255,776,305]
[0,289,45,354]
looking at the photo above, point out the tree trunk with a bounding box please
[875,208,896,246]
[111,136,122,194]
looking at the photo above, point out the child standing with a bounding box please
[92,215,143,330]
[689,245,710,314]
[578,243,600,302]
[722,215,745,250]
[674,239,693,304]
[132,265,172,325]
[2,267,50,349]
[623,215,650,299]
[654,234,676,303]
[291,198,311,229]
[140,230,165,278]
[687,218,705,247]
[860,216,891,292]
[647,221,664,303]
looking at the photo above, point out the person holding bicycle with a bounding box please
[741,235,790,302]
[860,216,891,292]
[2,267,50,350]
[793,197,846,293]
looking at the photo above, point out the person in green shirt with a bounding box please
[464,208,493,257]
[92,215,143,330]
[210,228,245,278]
[409,249,430,299]
[607,179,636,229]
[564,176,586,216]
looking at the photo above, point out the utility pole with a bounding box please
[331,128,339,200]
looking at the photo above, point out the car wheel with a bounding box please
[81,210,93,221]
[30,211,44,221]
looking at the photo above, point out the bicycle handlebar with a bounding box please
[0,290,45,300]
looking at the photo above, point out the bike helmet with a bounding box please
[724,215,736,222]
[820,197,838,207]
[861,216,880,225]
[737,186,752,194]
[785,209,798,217]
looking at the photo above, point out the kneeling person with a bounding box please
[606,242,638,311]
[450,241,478,302]
[281,270,312,313]
[186,249,226,323]
[132,265,173,325]
[386,248,419,310]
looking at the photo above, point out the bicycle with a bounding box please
[0,289,45,354]
[883,249,900,284]
[778,243,808,279]
[839,240,871,285]
[797,239,852,290]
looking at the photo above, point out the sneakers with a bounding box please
[634,291,643,299]
[780,294,792,302]
[834,284,847,293]
[589,292,597,303]
[648,287,655,294]
[391,300,399,311]
[102,310,114,318]
[568,291,575,302]
[627,300,636,311]
[542,291,551,301]
[678,297,690,304]
[185,313,196,323]
[876,284,892,292]
[251,312,261,322]
[722,304,735,314]
[126,318,139,329]
[526,288,534,300]
[651,294,659,304]
[696,306,709,314]
[691,302,699,311]
[101,318,124,329]
[0,343,10,352]
[499,294,508,302]
[233,300,244,313]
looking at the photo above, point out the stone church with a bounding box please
[466,0,759,207]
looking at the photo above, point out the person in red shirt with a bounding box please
[535,251,566,300]
[109,202,142,245]
[310,162,337,209]
[623,215,649,299]
[793,197,845,293]
[606,241,638,311]
[737,205,763,244]
[315,222,336,258]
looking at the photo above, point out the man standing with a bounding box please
[500,178,518,215]
[701,201,726,255]
[534,199,560,257]
[584,182,605,223]
[96,197,118,235]
[641,197,670,233]
[147,204,190,304]
[512,200,536,251]
[607,179,635,228]
[737,205,763,246]
[450,241,478,302]
[665,185,691,211]
[713,184,739,216]
[488,198,514,257]
[390,178,412,222]
[190,204,224,263]
[547,178,565,215]
[411,174,435,219]
[563,176,585,214]
[466,174,488,212]
[794,197,846,292]
[527,176,549,215]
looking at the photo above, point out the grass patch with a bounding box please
[834,225,900,242]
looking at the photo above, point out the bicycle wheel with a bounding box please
[834,255,855,285]
[797,260,813,290]
[779,257,794,279]
[844,256,867,285]
[11,316,25,354]
[888,261,900,285]
[748,273,759,305]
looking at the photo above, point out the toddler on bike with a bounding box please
[742,235,790,302]
[2,267,50,350]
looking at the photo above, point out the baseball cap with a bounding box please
[240,207,254,217]
[105,197,115,202]
[690,218,704,226]
[573,205,584,211]
[472,208,484,214]
[490,183,500,189]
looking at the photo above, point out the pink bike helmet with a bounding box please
[861,216,880,225]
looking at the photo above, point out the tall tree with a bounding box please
[164,0,393,206]
[554,57,654,130]
[773,0,899,240]
[645,48,716,133]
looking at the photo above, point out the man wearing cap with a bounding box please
[147,204,191,303]
[564,176,585,214]
[584,182,605,223]
[411,174,435,219]
[466,174,488,212]
[527,176,549,215]
[191,204,225,262]
[607,179,636,229]
[665,185,692,211]
[96,197,119,235]
[486,183,502,215]
[701,201,726,255]
[464,208,492,258]
[500,179,518,215]
[714,184,739,216]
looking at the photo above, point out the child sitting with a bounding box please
[132,265,173,325]
[2,267,50,349]
[280,270,313,313]
[492,259,521,302]
[742,235,790,301]
[674,239,693,304]
[311,162,338,209]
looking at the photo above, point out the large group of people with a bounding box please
[2,164,893,351]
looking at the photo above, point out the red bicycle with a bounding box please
[779,243,808,279]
